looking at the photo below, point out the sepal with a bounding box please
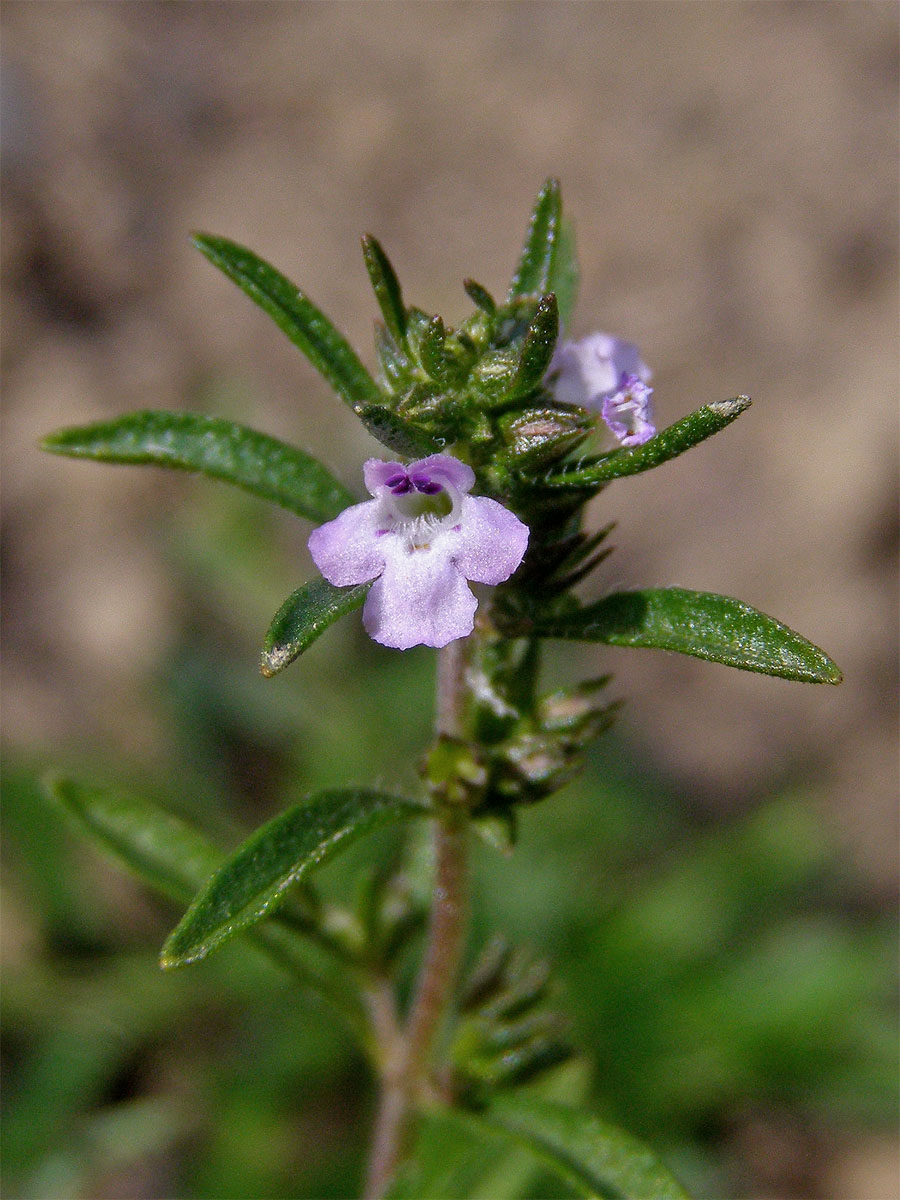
[463,278,497,315]
[451,941,573,1094]
[502,293,559,401]
[497,405,592,473]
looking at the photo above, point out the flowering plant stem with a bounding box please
[364,641,472,1198]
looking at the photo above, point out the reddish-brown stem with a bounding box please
[362,641,470,1199]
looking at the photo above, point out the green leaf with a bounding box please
[481,1095,691,1200]
[417,314,445,378]
[356,403,446,456]
[375,323,411,389]
[39,775,373,1044]
[193,233,380,411]
[385,1109,539,1200]
[549,218,579,332]
[389,1099,688,1200]
[504,294,560,401]
[41,411,354,523]
[533,587,842,683]
[261,577,371,676]
[509,179,562,300]
[161,790,423,967]
[362,235,407,348]
[543,397,752,490]
[43,774,224,905]
[464,278,497,315]
[386,1061,593,1200]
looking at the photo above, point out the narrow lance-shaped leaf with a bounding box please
[481,1094,691,1200]
[261,576,371,677]
[193,233,381,411]
[503,293,559,400]
[42,411,354,523]
[356,403,446,457]
[362,234,407,349]
[549,217,579,332]
[543,397,752,490]
[374,323,411,389]
[386,1061,594,1200]
[161,790,424,967]
[41,775,372,1044]
[532,587,842,684]
[464,278,497,316]
[508,178,562,301]
[419,315,455,385]
[43,773,224,905]
[384,1109,535,1200]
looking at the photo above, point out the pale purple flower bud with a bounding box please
[308,453,529,650]
[601,374,656,447]
[547,332,651,406]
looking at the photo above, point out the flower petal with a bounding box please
[363,540,477,649]
[410,454,476,494]
[452,495,529,585]
[308,500,385,586]
[601,375,656,446]
[364,458,407,495]
[548,333,651,409]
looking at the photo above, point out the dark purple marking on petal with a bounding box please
[389,475,413,494]
[411,474,442,494]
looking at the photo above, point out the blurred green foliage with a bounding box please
[3,455,895,1199]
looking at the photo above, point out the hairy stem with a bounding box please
[363,641,471,1199]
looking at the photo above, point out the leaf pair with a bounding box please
[258,575,843,688]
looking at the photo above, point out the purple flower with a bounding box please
[547,332,656,445]
[308,454,529,650]
[601,374,656,447]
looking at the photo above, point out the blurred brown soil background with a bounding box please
[1,3,898,1195]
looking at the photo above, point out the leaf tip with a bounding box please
[709,395,752,419]
[39,769,66,802]
[159,933,199,970]
[38,430,67,454]
[821,659,843,685]
[259,652,285,678]
[260,644,295,678]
